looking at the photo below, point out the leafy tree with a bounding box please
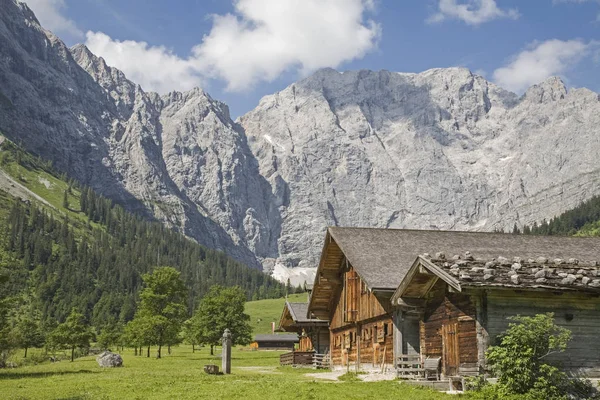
[130,267,187,358]
[189,285,252,355]
[12,312,44,358]
[47,308,94,362]
[97,322,124,351]
[486,313,594,400]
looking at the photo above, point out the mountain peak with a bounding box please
[524,76,567,104]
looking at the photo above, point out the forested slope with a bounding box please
[0,138,284,328]
[518,195,600,237]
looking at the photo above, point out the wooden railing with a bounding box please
[396,354,423,379]
[312,352,330,369]
[279,351,316,366]
[280,351,295,366]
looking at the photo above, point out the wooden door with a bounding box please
[442,322,459,376]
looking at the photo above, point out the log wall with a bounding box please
[328,265,393,368]
[420,281,478,376]
[330,318,395,367]
[484,289,600,377]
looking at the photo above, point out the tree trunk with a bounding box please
[134,347,138,356]
[24,347,28,358]
[147,346,150,358]
[168,345,171,355]
[139,346,142,356]
[71,346,75,362]
[157,344,161,359]
[210,345,214,356]
[192,344,195,353]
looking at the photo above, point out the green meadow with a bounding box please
[0,345,453,400]
[245,293,308,334]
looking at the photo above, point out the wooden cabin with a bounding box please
[307,227,600,374]
[392,255,600,379]
[251,334,298,351]
[278,302,330,366]
[278,301,329,353]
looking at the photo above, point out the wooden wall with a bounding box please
[330,318,395,367]
[484,289,600,377]
[328,265,394,367]
[420,281,478,376]
[330,266,390,331]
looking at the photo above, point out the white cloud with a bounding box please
[85,32,202,94]
[492,39,591,93]
[191,0,381,91]
[23,0,83,38]
[83,0,380,94]
[428,0,519,26]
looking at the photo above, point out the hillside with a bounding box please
[0,136,285,326]
[245,293,308,335]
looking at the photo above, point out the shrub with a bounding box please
[484,313,597,400]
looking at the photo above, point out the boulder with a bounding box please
[204,364,220,374]
[96,351,123,368]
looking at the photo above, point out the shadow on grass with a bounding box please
[0,369,98,380]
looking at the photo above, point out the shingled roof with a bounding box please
[279,302,329,332]
[253,334,299,343]
[393,254,600,303]
[327,227,600,290]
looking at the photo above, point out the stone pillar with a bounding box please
[222,328,232,374]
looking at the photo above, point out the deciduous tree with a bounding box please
[189,285,252,355]
[47,308,94,362]
[129,267,187,358]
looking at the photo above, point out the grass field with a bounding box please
[0,345,455,400]
[245,293,308,334]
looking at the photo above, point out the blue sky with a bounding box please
[25,0,600,118]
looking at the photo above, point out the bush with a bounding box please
[482,313,598,400]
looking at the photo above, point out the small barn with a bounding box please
[251,334,298,351]
[392,254,600,379]
[278,301,330,366]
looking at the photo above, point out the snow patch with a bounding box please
[271,262,316,287]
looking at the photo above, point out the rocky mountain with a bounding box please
[2,0,600,283]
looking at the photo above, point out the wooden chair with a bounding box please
[423,357,441,380]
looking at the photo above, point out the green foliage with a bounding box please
[47,308,94,362]
[485,313,595,400]
[11,310,44,358]
[188,285,253,350]
[0,139,286,331]
[96,321,124,351]
[128,267,187,358]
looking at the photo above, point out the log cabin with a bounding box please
[278,301,330,366]
[392,254,600,379]
[307,227,600,374]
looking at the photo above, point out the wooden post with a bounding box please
[356,326,361,373]
[222,328,232,374]
[474,290,489,373]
